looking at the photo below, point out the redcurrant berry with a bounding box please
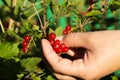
[49,39,54,45]
[65,25,71,31]
[22,47,28,53]
[49,32,56,40]
[55,39,60,44]
[63,30,68,34]
[59,43,66,50]
[53,43,59,50]
[24,35,31,42]
[63,47,68,52]
[55,48,62,53]
[22,41,28,47]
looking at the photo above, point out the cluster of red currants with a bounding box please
[48,25,72,54]
[48,32,68,54]
[63,25,71,34]
[22,35,31,53]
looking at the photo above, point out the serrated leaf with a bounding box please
[20,57,42,73]
[0,42,19,59]
[55,26,63,36]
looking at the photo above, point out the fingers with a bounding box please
[41,39,85,76]
[62,32,92,49]
[41,39,61,65]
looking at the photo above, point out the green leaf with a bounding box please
[55,26,63,36]
[46,75,56,80]
[20,57,42,73]
[36,32,43,39]
[31,73,41,80]
[7,30,22,40]
[20,21,33,34]
[32,25,39,31]
[111,76,118,80]
[114,70,120,78]
[49,28,54,34]
[17,73,24,80]
[0,42,19,59]
[109,0,120,11]
[2,0,11,8]
[86,10,102,17]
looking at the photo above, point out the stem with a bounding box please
[8,0,17,30]
[8,19,14,30]
[23,0,28,7]
[28,9,43,20]
[12,0,17,8]
[32,3,44,31]
[43,0,47,37]
[79,18,91,30]
[0,19,5,33]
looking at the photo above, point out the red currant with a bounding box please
[22,41,28,47]
[55,39,60,44]
[49,39,54,45]
[65,25,71,31]
[63,30,68,34]
[24,35,31,42]
[53,43,59,50]
[49,32,56,40]
[48,32,68,54]
[59,43,66,50]
[55,48,62,53]
[63,47,68,52]
[22,47,28,53]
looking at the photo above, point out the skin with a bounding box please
[41,30,120,80]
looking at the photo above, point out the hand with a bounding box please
[41,30,120,80]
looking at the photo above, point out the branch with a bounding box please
[0,19,5,33]
[32,3,44,31]
[8,0,17,30]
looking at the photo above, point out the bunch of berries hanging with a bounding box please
[22,35,31,53]
[63,25,71,34]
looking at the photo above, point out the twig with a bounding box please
[42,0,47,37]
[8,0,17,30]
[43,0,47,28]
[23,0,28,7]
[8,19,14,30]
[28,9,43,20]
[79,18,91,29]
[0,19,5,33]
[12,0,17,8]
[32,3,44,31]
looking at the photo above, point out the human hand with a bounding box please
[41,30,120,80]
